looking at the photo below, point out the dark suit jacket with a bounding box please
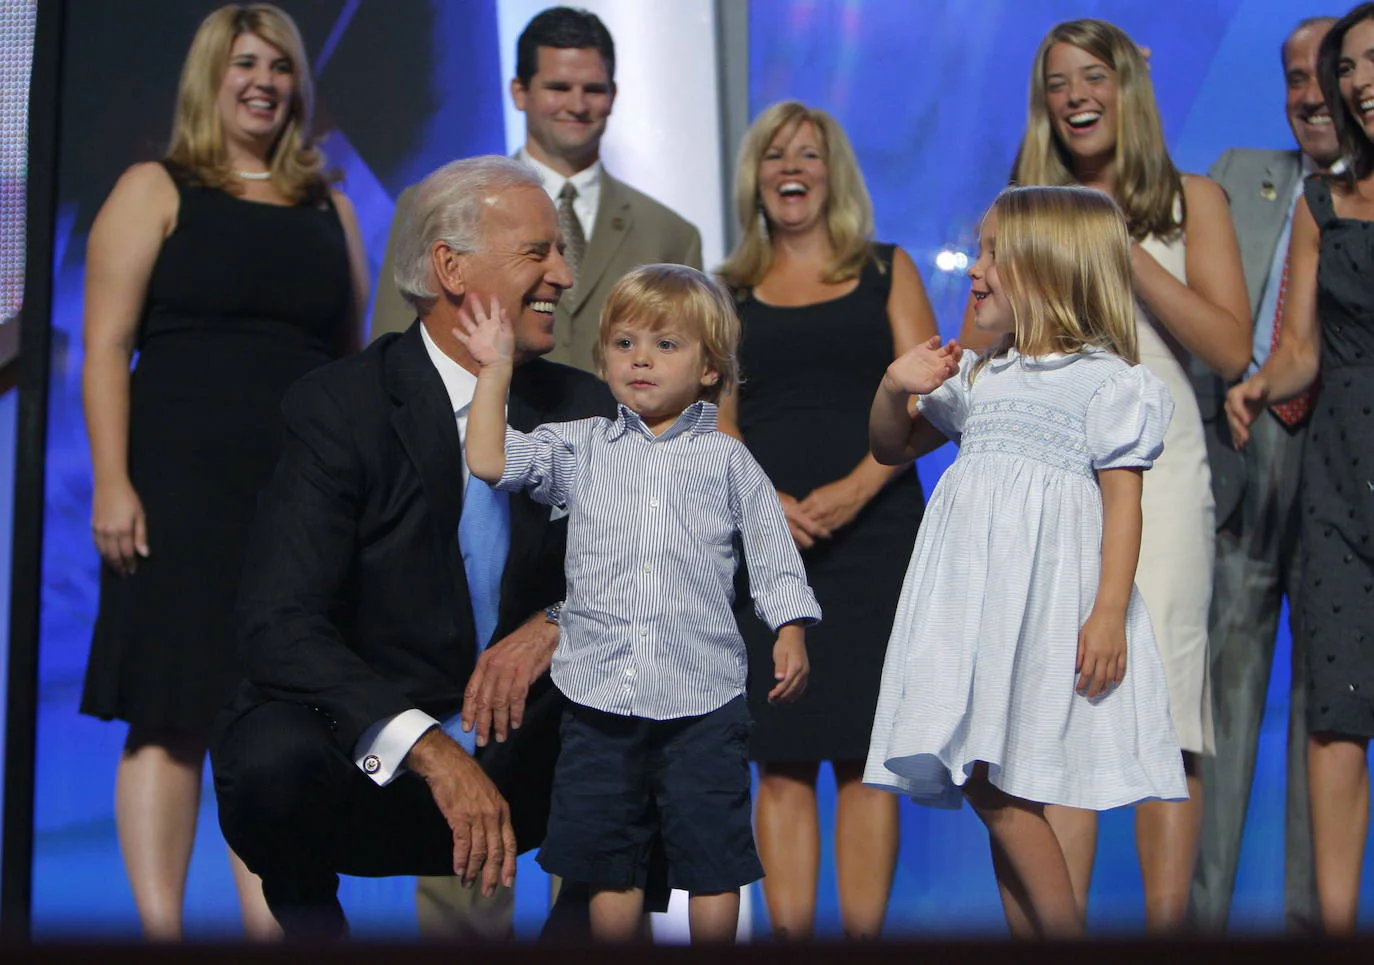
[222,322,615,792]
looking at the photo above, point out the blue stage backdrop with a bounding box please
[747,0,1372,937]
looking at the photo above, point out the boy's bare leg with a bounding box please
[688,890,741,944]
[590,886,646,943]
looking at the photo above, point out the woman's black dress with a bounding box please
[81,163,351,731]
[735,244,925,762]
[1299,177,1374,738]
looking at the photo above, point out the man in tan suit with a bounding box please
[371,6,702,377]
[370,7,700,940]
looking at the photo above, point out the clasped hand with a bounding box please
[1223,374,1270,450]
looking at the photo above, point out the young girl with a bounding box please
[864,185,1188,938]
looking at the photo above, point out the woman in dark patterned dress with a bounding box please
[717,101,938,939]
[1227,3,1374,935]
[80,4,366,940]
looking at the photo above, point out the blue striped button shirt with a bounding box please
[497,401,821,720]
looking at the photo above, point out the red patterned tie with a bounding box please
[1268,254,1316,426]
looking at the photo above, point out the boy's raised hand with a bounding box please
[883,335,962,397]
[768,624,809,704]
[453,294,514,368]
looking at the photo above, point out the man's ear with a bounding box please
[511,76,528,112]
[432,242,465,298]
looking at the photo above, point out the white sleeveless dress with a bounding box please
[1135,226,1216,756]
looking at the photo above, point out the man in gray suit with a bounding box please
[370,6,703,375]
[1190,15,1338,933]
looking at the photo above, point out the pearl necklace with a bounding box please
[234,169,271,181]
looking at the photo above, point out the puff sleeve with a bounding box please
[917,349,979,442]
[1085,364,1175,471]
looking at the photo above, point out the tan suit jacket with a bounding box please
[369,169,703,374]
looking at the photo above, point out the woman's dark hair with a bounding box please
[1319,2,1374,183]
[515,7,615,86]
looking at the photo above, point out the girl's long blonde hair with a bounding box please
[1013,18,1183,242]
[977,185,1138,374]
[718,100,875,290]
[165,3,329,203]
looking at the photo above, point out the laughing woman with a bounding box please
[717,101,938,940]
[959,19,1251,933]
[1226,3,1374,935]
[79,3,366,940]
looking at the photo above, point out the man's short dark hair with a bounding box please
[515,7,616,87]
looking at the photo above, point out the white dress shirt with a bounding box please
[352,324,486,786]
[519,147,602,242]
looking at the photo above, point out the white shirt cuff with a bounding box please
[353,709,440,786]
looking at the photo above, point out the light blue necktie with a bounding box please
[443,472,510,752]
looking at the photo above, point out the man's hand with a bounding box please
[461,611,559,746]
[405,728,517,896]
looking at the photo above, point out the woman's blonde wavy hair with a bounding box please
[718,100,875,290]
[974,186,1138,378]
[1013,18,1183,243]
[165,3,328,203]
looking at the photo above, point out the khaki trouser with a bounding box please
[415,875,515,941]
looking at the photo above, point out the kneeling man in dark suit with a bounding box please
[211,155,615,936]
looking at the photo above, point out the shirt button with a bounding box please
[640,627,649,638]
[642,562,653,573]
[626,667,636,677]
[649,496,660,508]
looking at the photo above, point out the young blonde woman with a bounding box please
[717,101,938,940]
[959,19,1251,932]
[80,3,367,939]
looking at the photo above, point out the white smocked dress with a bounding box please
[863,347,1190,811]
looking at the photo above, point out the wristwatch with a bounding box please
[544,602,564,625]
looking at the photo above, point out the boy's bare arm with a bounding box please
[453,296,514,483]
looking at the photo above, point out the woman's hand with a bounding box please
[883,336,961,397]
[778,491,830,550]
[1224,374,1270,450]
[798,477,866,534]
[92,477,148,576]
[1076,607,1127,699]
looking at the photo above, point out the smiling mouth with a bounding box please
[1066,110,1101,130]
[1303,111,1333,126]
[1359,97,1374,117]
[972,290,989,302]
[527,298,557,314]
[778,181,808,198]
[243,97,278,111]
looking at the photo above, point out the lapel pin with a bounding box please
[1260,181,1278,201]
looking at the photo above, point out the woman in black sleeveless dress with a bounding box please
[717,102,937,939]
[1226,4,1374,935]
[79,5,365,939]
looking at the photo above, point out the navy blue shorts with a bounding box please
[536,695,763,894]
